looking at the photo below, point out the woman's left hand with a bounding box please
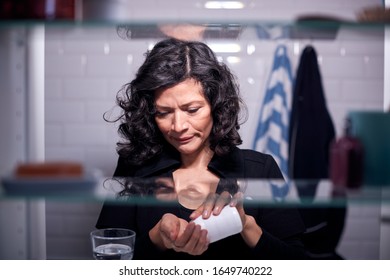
[189,191,262,248]
[189,191,237,220]
[189,191,246,226]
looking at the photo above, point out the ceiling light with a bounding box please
[204,1,244,9]
[208,43,241,53]
[226,56,241,64]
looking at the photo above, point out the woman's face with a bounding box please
[154,78,213,156]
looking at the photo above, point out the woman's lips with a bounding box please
[173,136,193,144]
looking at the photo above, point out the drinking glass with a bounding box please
[90,228,136,260]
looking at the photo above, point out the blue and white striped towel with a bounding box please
[252,45,293,200]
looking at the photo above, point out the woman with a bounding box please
[96,38,307,259]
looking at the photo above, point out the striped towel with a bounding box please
[252,44,293,200]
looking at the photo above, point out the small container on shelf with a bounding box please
[329,118,364,189]
[1,161,100,196]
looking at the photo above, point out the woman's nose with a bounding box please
[172,112,188,132]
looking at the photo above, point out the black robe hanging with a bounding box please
[288,45,345,259]
[288,45,335,180]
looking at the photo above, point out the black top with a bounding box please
[96,146,307,259]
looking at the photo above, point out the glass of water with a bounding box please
[90,228,136,260]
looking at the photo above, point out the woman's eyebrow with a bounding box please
[180,100,205,107]
[155,100,206,109]
[155,104,172,109]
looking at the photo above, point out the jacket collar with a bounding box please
[134,146,245,178]
[208,147,245,178]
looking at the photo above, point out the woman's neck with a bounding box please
[180,147,214,170]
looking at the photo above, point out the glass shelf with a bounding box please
[1,177,389,207]
[0,19,387,41]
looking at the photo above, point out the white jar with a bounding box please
[193,206,243,243]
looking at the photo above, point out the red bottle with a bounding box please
[0,0,75,20]
[329,119,364,189]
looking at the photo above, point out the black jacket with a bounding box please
[96,147,307,259]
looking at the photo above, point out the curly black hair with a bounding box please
[114,38,247,165]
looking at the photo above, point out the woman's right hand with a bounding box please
[149,213,209,255]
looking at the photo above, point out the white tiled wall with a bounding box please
[44,0,386,259]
